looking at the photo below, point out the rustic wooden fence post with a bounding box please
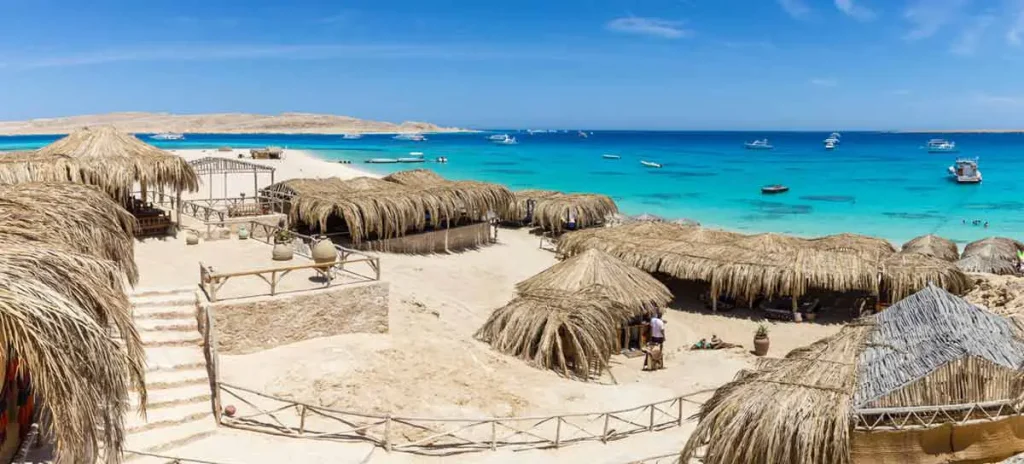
[649,404,655,431]
[554,416,562,448]
[602,414,610,443]
[677,398,684,426]
[490,421,497,451]
[298,405,306,435]
[385,414,393,452]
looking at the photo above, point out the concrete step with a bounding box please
[135,317,197,332]
[145,368,209,390]
[130,286,197,299]
[130,293,197,309]
[132,305,196,321]
[123,417,218,460]
[126,400,213,434]
[131,383,211,410]
[138,330,202,348]
[145,347,207,373]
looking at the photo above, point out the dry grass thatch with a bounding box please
[509,189,618,233]
[880,251,973,302]
[0,126,200,198]
[265,171,513,246]
[516,249,671,314]
[681,284,1024,464]
[475,287,625,380]
[956,237,1024,275]
[902,234,960,262]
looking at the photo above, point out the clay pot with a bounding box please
[806,312,817,322]
[185,230,200,245]
[792,311,803,323]
[237,225,249,240]
[311,236,337,264]
[272,242,293,261]
[753,336,770,357]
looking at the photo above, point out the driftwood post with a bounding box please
[490,421,497,451]
[298,405,306,434]
[554,416,561,448]
[649,405,655,431]
[602,414,610,443]
[677,399,684,426]
[384,414,393,452]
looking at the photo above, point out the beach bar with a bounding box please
[262,169,514,254]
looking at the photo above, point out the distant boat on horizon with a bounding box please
[927,139,957,153]
[393,133,426,142]
[491,134,518,145]
[602,154,621,159]
[640,160,662,168]
[342,133,362,140]
[744,139,773,150]
[578,130,589,139]
[150,132,184,140]
[488,133,510,141]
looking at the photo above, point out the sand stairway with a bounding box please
[121,287,218,462]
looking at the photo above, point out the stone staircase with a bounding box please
[121,287,218,462]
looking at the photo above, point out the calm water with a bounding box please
[3,131,1023,244]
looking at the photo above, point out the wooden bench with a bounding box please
[227,203,267,218]
[136,214,172,237]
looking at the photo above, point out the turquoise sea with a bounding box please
[2,131,1023,244]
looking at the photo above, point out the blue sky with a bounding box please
[1,0,1023,130]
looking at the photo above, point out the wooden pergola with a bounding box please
[188,157,276,199]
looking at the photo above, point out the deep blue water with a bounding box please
[3,130,1023,244]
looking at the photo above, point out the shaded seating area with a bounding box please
[262,170,513,254]
[681,285,1024,464]
[557,222,972,321]
[507,189,618,234]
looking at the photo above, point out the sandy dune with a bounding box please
[0,112,466,135]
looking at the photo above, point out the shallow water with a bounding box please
[3,130,1022,244]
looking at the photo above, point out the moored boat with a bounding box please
[640,160,662,168]
[393,133,426,141]
[494,135,518,145]
[150,132,184,140]
[366,158,400,164]
[825,140,836,150]
[602,154,621,159]
[948,157,982,184]
[745,139,773,150]
[342,133,362,140]
[927,139,957,153]
[761,184,789,194]
[409,152,424,157]
[398,157,426,163]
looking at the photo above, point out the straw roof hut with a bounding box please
[475,287,626,379]
[382,168,446,186]
[681,284,1024,464]
[509,189,618,233]
[384,169,514,217]
[0,151,90,186]
[956,237,1024,275]
[879,251,973,301]
[32,126,199,198]
[0,182,146,462]
[516,249,672,314]
[809,232,897,260]
[901,234,959,262]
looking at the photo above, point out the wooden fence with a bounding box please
[216,382,711,456]
[138,190,284,223]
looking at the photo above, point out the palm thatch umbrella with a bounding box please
[33,126,199,199]
[879,251,973,301]
[516,249,672,314]
[475,287,625,380]
[0,151,90,185]
[956,237,1024,275]
[901,234,959,262]
[681,284,1024,464]
[509,189,618,233]
[382,168,446,186]
[808,232,896,260]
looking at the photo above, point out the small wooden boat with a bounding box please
[602,154,621,159]
[761,184,789,194]
[640,160,662,168]
[366,158,399,164]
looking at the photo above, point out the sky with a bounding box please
[1,0,1024,130]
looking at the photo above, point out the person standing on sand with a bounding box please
[650,312,666,347]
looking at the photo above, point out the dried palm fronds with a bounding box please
[475,287,624,380]
[956,237,1024,275]
[516,249,671,315]
[509,189,618,233]
[901,234,959,262]
[681,285,1024,464]
[879,251,973,302]
[808,232,896,260]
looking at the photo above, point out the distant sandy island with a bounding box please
[0,112,471,136]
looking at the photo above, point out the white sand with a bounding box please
[132,150,845,462]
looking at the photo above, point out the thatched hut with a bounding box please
[263,172,513,253]
[475,287,626,379]
[902,234,959,262]
[956,237,1024,275]
[516,249,671,314]
[508,189,618,233]
[879,251,972,302]
[809,232,897,260]
[0,182,146,462]
[681,284,1024,464]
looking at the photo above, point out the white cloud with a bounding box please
[951,14,995,55]
[778,0,811,19]
[606,17,692,39]
[834,0,876,21]
[903,0,970,40]
[810,78,838,87]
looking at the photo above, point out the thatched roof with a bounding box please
[264,173,513,244]
[808,232,897,260]
[956,237,1024,275]
[384,169,514,218]
[509,189,618,233]
[0,182,146,463]
[879,251,973,302]
[3,126,201,198]
[901,234,959,262]
[630,212,664,222]
[382,168,446,186]
[681,285,1024,464]
[516,249,671,314]
[475,287,625,380]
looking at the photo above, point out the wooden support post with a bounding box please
[602,414,609,443]
[175,190,182,229]
[649,405,655,431]
[270,271,277,296]
[490,421,496,451]
[253,169,259,198]
[384,415,393,452]
[677,399,684,426]
[298,405,306,434]
[224,172,228,198]
[209,172,214,199]
[554,417,561,448]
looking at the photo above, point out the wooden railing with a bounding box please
[216,382,711,456]
[136,191,284,223]
[852,399,1024,431]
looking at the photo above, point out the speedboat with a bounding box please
[829,132,841,142]
[150,132,184,140]
[640,160,662,168]
[761,184,789,194]
[744,139,773,150]
[493,135,518,145]
[948,158,982,184]
[927,139,957,153]
[408,151,424,157]
[393,133,426,141]
[825,140,836,150]
[488,134,510,141]
[342,133,362,140]
[602,154,621,159]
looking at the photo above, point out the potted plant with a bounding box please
[272,229,294,261]
[753,324,770,357]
